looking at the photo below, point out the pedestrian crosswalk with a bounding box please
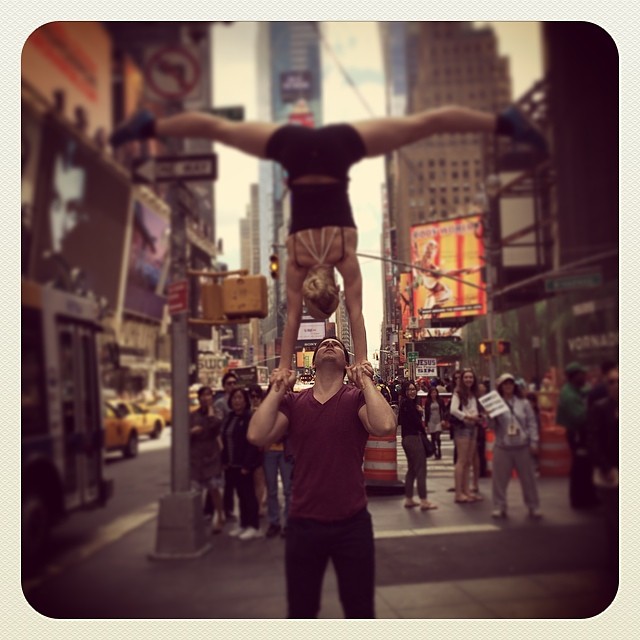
[395,434,456,480]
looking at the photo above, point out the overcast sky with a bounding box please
[212,21,543,362]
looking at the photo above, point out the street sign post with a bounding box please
[544,271,602,293]
[132,154,218,185]
[151,181,210,561]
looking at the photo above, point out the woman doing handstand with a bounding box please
[110,105,546,374]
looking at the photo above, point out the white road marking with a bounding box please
[375,524,499,539]
[23,502,158,593]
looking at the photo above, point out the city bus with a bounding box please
[22,278,113,565]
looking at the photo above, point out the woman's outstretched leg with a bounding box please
[110,109,279,159]
[352,104,546,158]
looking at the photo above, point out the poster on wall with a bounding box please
[123,200,170,321]
[29,115,132,309]
[410,215,486,320]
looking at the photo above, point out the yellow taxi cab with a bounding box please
[147,396,172,425]
[108,400,165,439]
[188,392,200,413]
[103,403,139,458]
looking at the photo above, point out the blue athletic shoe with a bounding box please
[109,109,156,147]
[501,105,548,156]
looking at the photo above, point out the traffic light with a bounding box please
[269,254,279,279]
[497,339,511,355]
[479,340,493,356]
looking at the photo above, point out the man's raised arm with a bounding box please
[247,372,291,447]
[353,363,397,437]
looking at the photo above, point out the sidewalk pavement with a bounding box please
[23,450,619,620]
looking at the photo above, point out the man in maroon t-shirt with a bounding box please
[248,337,397,618]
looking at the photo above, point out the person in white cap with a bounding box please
[490,373,542,519]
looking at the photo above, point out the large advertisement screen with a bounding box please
[29,115,132,310]
[410,216,486,320]
[297,321,326,341]
[123,200,170,321]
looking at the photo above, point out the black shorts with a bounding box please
[265,123,367,182]
[265,124,367,233]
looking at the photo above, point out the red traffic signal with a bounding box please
[497,339,511,355]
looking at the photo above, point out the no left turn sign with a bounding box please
[144,45,201,101]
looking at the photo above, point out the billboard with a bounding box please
[280,70,312,103]
[22,103,44,271]
[22,22,113,134]
[123,200,170,321]
[29,115,132,310]
[297,321,326,341]
[397,272,414,330]
[410,216,486,320]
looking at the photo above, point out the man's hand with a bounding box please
[270,368,296,392]
[349,362,375,390]
[190,425,204,435]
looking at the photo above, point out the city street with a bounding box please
[21,432,618,621]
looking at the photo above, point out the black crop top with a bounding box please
[265,123,367,234]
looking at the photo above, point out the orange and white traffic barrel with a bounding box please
[539,427,571,477]
[363,432,403,492]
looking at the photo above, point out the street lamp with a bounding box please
[483,174,502,389]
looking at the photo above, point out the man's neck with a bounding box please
[313,367,344,400]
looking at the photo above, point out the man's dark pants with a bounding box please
[285,507,375,618]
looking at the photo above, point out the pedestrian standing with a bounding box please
[221,388,263,540]
[398,381,438,511]
[472,381,490,490]
[189,386,225,533]
[489,373,542,519]
[449,368,483,503]
[248,384,268,518]
[248,337,396,618]
[587,364,618,592]
[556,362,598,509]
[425,386,446,460]
[215,371,239,520]
[255,384,294,539]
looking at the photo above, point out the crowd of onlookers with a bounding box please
[188,356,618,600]
[189,371,292,542]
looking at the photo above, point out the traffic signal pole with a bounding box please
[150,179,211,560]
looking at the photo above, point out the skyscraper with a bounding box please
[381,21,511,265]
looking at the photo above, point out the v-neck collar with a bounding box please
[311,384,344,406]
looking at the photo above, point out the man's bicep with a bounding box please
[358,404,373,434]
[267,411,290,443]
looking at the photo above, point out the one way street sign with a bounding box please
[132,154,218,184]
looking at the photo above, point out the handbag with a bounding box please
[419,430,435,458]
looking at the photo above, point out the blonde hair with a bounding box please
[302,265,340,320]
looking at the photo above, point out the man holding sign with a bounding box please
[480,373,542,519]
